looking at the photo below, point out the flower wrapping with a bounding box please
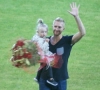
[38,54,63,70]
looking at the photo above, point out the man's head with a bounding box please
[53,17,65,36]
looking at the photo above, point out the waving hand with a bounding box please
[68,2,80,17]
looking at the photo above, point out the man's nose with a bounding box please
[55,27,59,31]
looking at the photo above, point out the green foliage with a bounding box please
[0,0,100,90]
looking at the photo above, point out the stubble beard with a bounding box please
[53,31,62,37]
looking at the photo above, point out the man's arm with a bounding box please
[68,2,86,44]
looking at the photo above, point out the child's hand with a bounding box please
[45,38,49,42]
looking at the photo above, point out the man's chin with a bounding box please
[54,34,60,36]
[54,32,61,36]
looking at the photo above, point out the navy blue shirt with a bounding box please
[49,35,73,81]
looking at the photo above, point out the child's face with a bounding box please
[38,27,48,38]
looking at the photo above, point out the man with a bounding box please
[38,2,86,90]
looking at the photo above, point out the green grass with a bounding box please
[0,0,100,90]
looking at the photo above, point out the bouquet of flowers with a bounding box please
[10,39,40,68]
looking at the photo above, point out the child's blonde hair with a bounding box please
[36,19,48,32]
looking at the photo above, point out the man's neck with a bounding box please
[51,35,62,45]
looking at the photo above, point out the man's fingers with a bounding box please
[78,4,80,9]
[67,10,72,15]
[70,2,80,9]
[70,4,72,9]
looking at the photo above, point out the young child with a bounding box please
[32,19,58,86]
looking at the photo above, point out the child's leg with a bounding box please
[36,69,43,81]
[46,66,53,79]
[45,66,58,86]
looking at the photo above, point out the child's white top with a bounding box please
[32,34,53,56]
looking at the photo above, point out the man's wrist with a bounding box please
[74,15,79,18]
[74,15,80,19]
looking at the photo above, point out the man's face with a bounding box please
[53,21,64,36]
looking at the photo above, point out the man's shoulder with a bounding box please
[62,35,73,45]
[62,35,73,39]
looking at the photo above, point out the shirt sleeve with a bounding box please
[65,35,73,45]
